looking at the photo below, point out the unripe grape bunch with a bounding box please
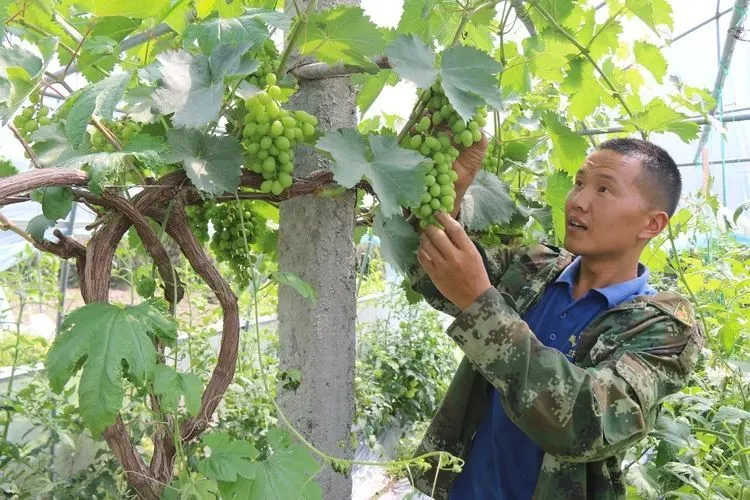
[241,73,318,195]
[12,104,52,140]
[403,83,487,228]
[482,138,505,175]
[90,119,142,153]
[186,198,264,287]
[245,39,279,90]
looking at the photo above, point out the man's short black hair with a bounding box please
[598,138,682,217]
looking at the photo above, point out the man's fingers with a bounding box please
[416,247,434,269]
[419,235,445,264]
[435,212,473,250]
[423,225,457,262]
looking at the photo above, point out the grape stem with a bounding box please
[8,124,42,169]
[276,0,319,79]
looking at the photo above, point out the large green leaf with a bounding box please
[65,72,130,148]
[0,0,11,40]
[38,187,74,221]
[634,41,667,83]
[165,129,244,197]
[316,131,427,217]
[0,38,58,124]
[395,0,431,42]
[384,35,437,89]
[224,428,322,500]
[314,128,368,188]
[77,0,171,18]
[373,210,419,273]
[627,98,698,142]
[153,45,253,128]
[26,215,55,242]
[152,365,203,416]
[243,8,293,32]
[625,0,673,32]
[461,171,516,231]
[439,45,504,121]
[45,302,176,435]
[351,70,399,115]
[183,15,269,55]
[544,171,572,244]
[198,432,259,482]
[497,42,531,95]
[542,113,589,175]
[299,6,386,67]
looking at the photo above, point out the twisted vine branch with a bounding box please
[0,166,348,499]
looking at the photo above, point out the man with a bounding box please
[408,136,704,499]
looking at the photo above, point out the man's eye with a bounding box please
[598,186,610,193]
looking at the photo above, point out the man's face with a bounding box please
[563,149,655,258]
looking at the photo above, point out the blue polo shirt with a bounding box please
[449,257,656,500]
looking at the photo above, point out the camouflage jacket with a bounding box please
[408,242,704,499]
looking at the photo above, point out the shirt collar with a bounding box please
[555,256,653,307]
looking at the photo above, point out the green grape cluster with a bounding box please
[246,39,279,89]
[241,73,318,195]
[90,119,142,152]
[482,138,505,175]
[185,199,263,286]
[403,83,487,227]
[12,104,52,140]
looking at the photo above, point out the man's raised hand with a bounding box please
[417,212,493,311]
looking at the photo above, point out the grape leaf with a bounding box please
[0,0,11,40]
[299,6,386,67]
[627,98,698,142]
[461,171,516,231]
[77,0,171,18]
[625,0,673,32]
[52,149,162,194]
[373,210,419,273]
[368,135,428,216]
[183,15,269,54]
[26,214,55,242]
[0,37,58,124]
[39,187,74,221]
[351,70,399,115]
[384,35,437,89]
[243,8,293,32]
[316,129,427,217]
[271,272,318,304]
[396,0,431,42]
[544,171,572,244]
[165,128,244,196]
[153,46,252,128]
[45,302,176,435]
[65,72,130,148]
[634,41,667,83]
[152,365,203,416]
[587,19,622,60]
[90,16,141,42]
[531,0,575,25]
[198,431,259,482]
[0,158,17,177]
[542,113,589,175]
[496,42,531,95]
[239,428,322,500]
[439,45,504,121]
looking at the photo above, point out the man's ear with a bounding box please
[640,211,669,240]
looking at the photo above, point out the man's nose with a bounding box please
[568,188,591,212]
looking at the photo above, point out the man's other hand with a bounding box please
[417,212,493,311]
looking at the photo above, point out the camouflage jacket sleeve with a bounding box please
[446,286,701,462]
[408,242,521,317]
